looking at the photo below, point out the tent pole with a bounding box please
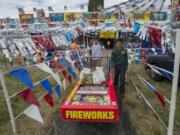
[168,29,180,135]
[0,70,17,135]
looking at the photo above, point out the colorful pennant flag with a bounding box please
[74,62,81,72]
[67,75,72,84]
[63,79,66,90]
[157,68,173,80]
[141,77,165,107]
[36,63,62,86]
[40,79,53,95]
[61,70,67,78]
[65,54,75,69]
[18,88,39,106]
[43,93,54,108]
[9,68,34,89]
[53,73,62,86]
[134,84,159,120]
[67,67,77,79]
[59,58,69,68]
[54,61,64,70]
[55,85,61,97]
[23,105,44,124]
[36,63,54,75]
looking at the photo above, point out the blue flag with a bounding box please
[142,78,165,107]
[40,79,53,95]
[158,69,173,80]
[9,68,34,89]
[55,85,61,97]
[59,58,69,67]
[67,67,77,79]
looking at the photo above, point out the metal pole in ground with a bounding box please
[0,69,17,135]
[168,29,180,135]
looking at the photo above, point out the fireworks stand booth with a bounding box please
[60,72,119,122]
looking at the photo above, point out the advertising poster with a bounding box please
[49,13,64,22]
[19,14,34,24]
[64,12,75,22]
[99,31,115,39]
[150,12,168,21]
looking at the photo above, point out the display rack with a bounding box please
[60,80,119,122]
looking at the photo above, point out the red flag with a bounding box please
[67,75,72,84]
[49,60,56,68]
[142,78,165,108]
[61,70,67,78]
[74,62,81,72]
[54,62,64,70]
[43,93,54,108]
[18,88,39,106]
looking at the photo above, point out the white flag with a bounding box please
[36,63,61,85]
[53,73,62,86]
[36,63,54,75]
[23,105,44,124]
[63,79,66,90]
[65,52,75,69]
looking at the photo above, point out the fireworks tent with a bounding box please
[0,3,180,134]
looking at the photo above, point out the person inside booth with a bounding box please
[91,39,104,68]
[71,39,78,51]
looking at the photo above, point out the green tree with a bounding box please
[88,0,104,12]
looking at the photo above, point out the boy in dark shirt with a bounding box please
[111,38,128,98]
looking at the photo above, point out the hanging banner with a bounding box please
[49,13,64,22]
[126,11,150,21]
[150,12,168,21]
[99,31,115,39]
[19,14,34,24]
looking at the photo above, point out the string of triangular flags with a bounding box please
[136,73,168,108]
[144,63,173,80]
[8,53,82,124]
[132,82,168,129]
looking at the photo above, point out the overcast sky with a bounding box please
[0,0,125,18]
